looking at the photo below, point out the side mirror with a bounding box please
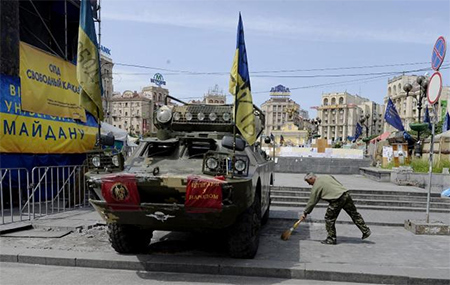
[221,136,246,151]
[264,137,271,144]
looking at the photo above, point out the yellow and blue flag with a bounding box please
[229,13,256,145]
[77,0,104,121]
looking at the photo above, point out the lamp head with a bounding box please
[403,83,413,93]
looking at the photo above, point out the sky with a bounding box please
[100,0,450,118]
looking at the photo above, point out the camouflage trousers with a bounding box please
[324,192,370,242]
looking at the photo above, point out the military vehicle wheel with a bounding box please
[261,195,270,225]
[107,223,153,254]
[226,193,261,258]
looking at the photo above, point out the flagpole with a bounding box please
[232,47,239,179]
[97,0,102,147]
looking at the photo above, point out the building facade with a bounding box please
[260,85,301,135]
[100,54,114,123]
[110,90,153,136]
[189,84,227,104]
[317,92,383,141]
[141,85,169,108]
[384,75,450,132]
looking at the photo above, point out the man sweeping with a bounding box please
[300,173,371,245]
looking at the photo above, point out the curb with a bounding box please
[1,248,449,284]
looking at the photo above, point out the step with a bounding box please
[270,191,449,203]
[271,201,450,213]
[270,187,442,197]
[270,195,450,209]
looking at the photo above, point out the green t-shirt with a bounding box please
[303,175,348,214]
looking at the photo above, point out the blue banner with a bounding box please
[355,122,363,140]
[443,112,450,132]
[384,98,405,131]
[423,106,432,130]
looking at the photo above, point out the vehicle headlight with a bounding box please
[206,157,219,170]
[156,105,172,123]
[173,112,181,121]
[92,156,101,168]
[234,159,246,172]
[222,112,231,121]
[111,155,120,167]
[197,112,205,121]
[185,112,193,121]
[209,112,217,121]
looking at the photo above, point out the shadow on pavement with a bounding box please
[147,231,228,257]
[132,218,307,282]
[337,236,376,245]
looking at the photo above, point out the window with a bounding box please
[144,141,179,158]
[184,139,217,158]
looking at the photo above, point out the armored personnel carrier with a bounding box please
[86,96,274,258]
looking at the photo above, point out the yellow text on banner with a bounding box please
[19,42,87,122]
[0,113,96,154]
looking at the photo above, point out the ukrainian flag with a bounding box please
[229,13,256,145]
[77,0,104,120]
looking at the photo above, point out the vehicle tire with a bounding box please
[261,194,270,225]
[226,193,261,259]
[107,223,153,254]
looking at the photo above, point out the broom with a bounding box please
[281,216,305,241]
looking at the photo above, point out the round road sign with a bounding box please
[431,36,446,71]
[427,71,442,105]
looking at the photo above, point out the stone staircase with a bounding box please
[270,186,450,213]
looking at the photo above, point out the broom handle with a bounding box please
[292,216,305,230]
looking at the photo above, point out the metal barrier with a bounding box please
[1,164,88,225]
[0,168,30,225]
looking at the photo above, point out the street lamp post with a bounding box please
[371,113,378,136]
[404,76,428,157]
[311,117,321,138]
[360,114,370,155]
[306,117,321,145]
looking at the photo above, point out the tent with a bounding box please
[370,131,391,143]
[101,122,130,152]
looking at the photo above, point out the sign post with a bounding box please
[425,37,446,223]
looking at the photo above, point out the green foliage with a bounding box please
[381,158,450,173]
[381,161,395,169]
[333,142,342,148]
[435,120,443,134]
[410,158,450,173]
